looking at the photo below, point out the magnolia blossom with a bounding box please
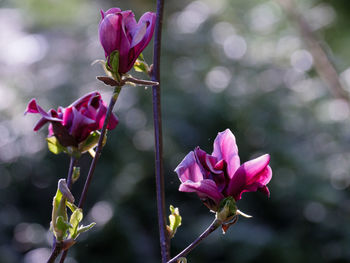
[25,92,118,147]
[99,8,156,74]
[175,129,272,211]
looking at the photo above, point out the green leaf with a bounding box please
[133,53,149,74]
[69,208,83,239]
[78,131,100,153]
[133,62,148,73]
[51,179,72,240]
[76,222,96,237]
[66,201,78,213]
[46,136,65,154]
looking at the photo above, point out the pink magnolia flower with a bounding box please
[99,8,156,74]
[175,129,272,211]
[25,92,118,147]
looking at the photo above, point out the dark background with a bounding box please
[1,0,350,262]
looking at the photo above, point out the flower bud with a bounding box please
[99,8,156,74]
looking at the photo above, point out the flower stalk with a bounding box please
[78,86,121,209]
[58,86,122,263]
[151,0,169,261]
[167,219,221,263]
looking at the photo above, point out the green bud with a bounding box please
[52,179,74,240]
[72,167,80,184]
[167,205,182,239]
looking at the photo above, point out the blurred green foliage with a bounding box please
[1,0,350,262]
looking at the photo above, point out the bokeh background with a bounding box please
[1,0,350,262]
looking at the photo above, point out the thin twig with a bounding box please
[59,86,121,263]
[78,86,121,209]
[276,0,349,101]
[47,242,62,263]
[167,219,221,263]
[151,0,169,261]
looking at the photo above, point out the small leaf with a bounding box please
[66,201,78,213]
[133,53,149,74]
[46,136,65,154]
[76,222,96,236]
[133,61,148,73]
[69,208,83,239]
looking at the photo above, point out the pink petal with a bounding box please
[179,179,224,204]
[69,107,95,142]
[70,92,98,109]
[103,7,122,17]
[212,129,240,177]
[25,99,62,131]
[227,154,272,200]
[99,13,124,57]
[175,151,204,183]
[125,12,156,72]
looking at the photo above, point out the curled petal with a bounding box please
[25,99,62,131]
[179,179,224,205]
[175,151,204,183]
[227,154,272,200]
[125,12,156,72]
[212,129,240,178]
[70,92,99,110]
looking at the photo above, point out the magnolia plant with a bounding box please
[25,3,272,263]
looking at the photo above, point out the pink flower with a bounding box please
[99,8,156,74]
[25,92,118,147]
[175,129,272,211]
